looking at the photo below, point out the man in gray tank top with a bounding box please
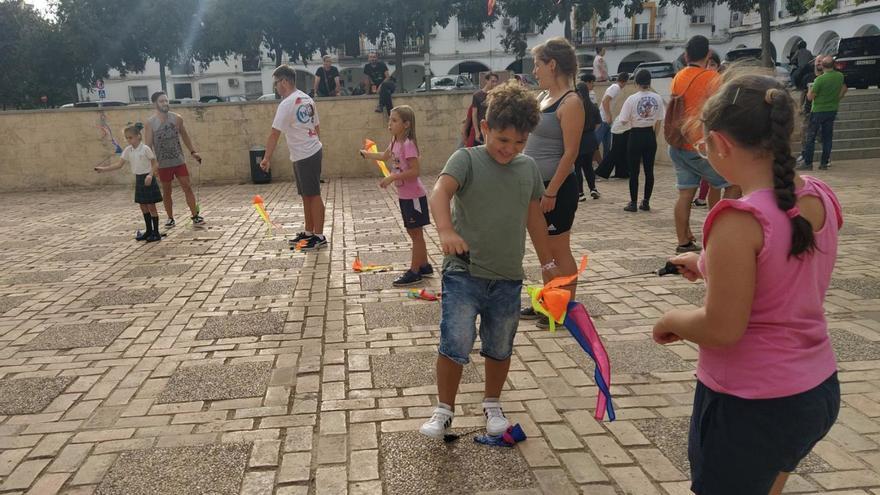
[143,91,205,228]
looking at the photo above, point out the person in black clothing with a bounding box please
[574,80,601,200]
[790,41,815,90]
[471,72,500,144]
[377,77,396,116]
[363,52,390,95]
[313,55,341,97]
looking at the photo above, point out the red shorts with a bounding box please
[158,164,189,183]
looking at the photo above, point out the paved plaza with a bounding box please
[0,160,879,495]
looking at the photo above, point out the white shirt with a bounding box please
[272,89,322,163]
[121,143,156,175]
[619,90,666,129]
[599,83,622,123]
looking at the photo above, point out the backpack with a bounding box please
[664,70,711,149]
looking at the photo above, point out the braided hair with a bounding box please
[701,74,815,257]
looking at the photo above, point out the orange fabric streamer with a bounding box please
[528,256,588,328]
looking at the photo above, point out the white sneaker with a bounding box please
[483,399,509,436]
[419,406,454,439]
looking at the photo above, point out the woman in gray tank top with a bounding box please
[520,37,585,327]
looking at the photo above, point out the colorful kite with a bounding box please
[407,288,440,301]
[352,256,393,273]
[252,194,279,234]
[363,139,390,177]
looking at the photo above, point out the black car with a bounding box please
[835,35,880,89]
[725,47,764,63]
[634,62,677,78]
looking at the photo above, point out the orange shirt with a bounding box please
[670,67,720,151]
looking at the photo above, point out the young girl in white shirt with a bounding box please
[619,69,665,212]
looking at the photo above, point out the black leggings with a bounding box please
[626,127,657,203]
[574,153,597,194]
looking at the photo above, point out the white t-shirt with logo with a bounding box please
[121,143,156,175]
[599,83,622,123]
[619,90,666,129]
[271,89,323,163]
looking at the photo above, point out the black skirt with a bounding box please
[134,174,163,204]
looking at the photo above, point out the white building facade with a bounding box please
[88,0,879,103]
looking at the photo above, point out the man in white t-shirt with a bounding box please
[595,72,629,162]
[259,64,327,251]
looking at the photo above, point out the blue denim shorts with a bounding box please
[669,146,730,190]
[438,270,523,365]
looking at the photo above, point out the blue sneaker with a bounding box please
[393,270,422,287]
[419,264,434,277]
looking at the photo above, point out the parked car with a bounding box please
[633,61,677,78]
[199,95,248,103]
[169,98,196,105]
[62,100,128,108]
[414,75,476,92]
[257,93,279,101]
[725,47,764,62]
[834,34,880,89]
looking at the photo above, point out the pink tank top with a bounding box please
[696,176,842,399]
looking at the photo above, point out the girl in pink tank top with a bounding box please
[652,74,842,495]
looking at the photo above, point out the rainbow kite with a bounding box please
[363,139,390,177]
[352,256,393,273]
[528,256,615,421]
[407,288,440,301]
[252,194,278,234]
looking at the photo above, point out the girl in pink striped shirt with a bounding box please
[653,73,841,495]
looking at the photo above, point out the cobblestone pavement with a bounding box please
[1,160,878,495]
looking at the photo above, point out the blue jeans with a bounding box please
[438,270,522,365]
[595,121,612,158]
[669,146,730,190]
[802,111,836,166]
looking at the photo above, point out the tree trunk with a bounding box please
[394,24,405,92]
[423,15,432,91]
[563,2,572,41]
[159,58,167,93]
[274,44,283,67]
[758,0,774,68]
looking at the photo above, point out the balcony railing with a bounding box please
[359,36,426,58]
[574,26,661,46]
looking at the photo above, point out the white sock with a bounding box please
[304,231,313,237]
[437,402,453,412]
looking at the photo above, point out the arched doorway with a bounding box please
[784,36,806,64]
[814,30,840,55]
[854,24,879,37]
[617,51,662,74]
[449,61,490,82]
[392,64,425,92]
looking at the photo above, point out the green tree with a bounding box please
[497,0,615,59]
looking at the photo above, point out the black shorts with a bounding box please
[293,149,322,197]
[134,174,163,204]
[544,173,578,236]
[399,196,430,229]
[689,373,840,495]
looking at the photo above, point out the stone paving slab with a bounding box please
[195,311,287,340]
[224,279,295,298]
[0,376,75,415]
[23,321,130,350]
[157,361,273,403]
[364,301,441,329]
[52,249,112,262]
[372,352,483,389]
[3,270,71,285]
[0,295,28,313]
[95,443,251,495]
[124,263,191,279]
[242,258,304,272]
[87,287,165,307]
[833,277,880,299]
[830,329,880,361]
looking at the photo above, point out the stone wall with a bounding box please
[0,84,672,192]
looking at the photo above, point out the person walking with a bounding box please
[471,72,500,145]
[595,72,631,179]
[574,80,601,200]
[666,35,732,253]
[593,46,608,82]
[519,37,584,329]
[259,65,328,251]
[619,69,664,212]
[595,72,627,165]
[313,55,341,98]
[798,56,846,171]
[143,91,205,228]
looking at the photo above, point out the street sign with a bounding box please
[98,89,106,99]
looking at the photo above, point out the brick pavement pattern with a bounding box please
[1,161,879,494]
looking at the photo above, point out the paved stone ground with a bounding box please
[0,160,879,495]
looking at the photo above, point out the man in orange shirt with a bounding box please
[668,35,733,253]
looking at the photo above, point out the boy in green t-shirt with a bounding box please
[799,56,847,170]
[420,83,557,439]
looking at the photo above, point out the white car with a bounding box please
[257,93,278,101]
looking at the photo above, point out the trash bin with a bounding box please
[249,146,271,184]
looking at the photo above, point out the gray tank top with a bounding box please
[523,91,576,181]
[148,113,186,169]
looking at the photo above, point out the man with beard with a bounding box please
[363,51,390,112]
[144,91,205,228]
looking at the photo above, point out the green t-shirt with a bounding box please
[440,147,544,280]
[810,70,845,113]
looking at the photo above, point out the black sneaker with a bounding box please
[419,264,435,277]
[288,232,310,245]
[165,218,175,228]
[393,270,423,287]
[191,215,206,228]
[145,231,162,243]
[536,316,550,329]
[300,235,328,251]
[819,163,831,170]
[676,241,702,253]
[520,307,539,320]
[624,201,637,212]
[639,200,650,211]
[135,230,147,241]
[590,189,600,199]
[692,199,707,207]
[578,193,587,203]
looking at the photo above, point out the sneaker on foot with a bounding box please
[578,193,587,203]
[483,400,510,436]
[676,241,702,253]
[300,235,328,251]
[520,306,539,320]
[191,215,206,227]
[639,200,650,211]
[419,406,454,439]
[145,231,161,243]
[536,315,550,329]
[392,270,423,287]
[165,218,175,228]
[288,232,310,245]
[590,189,600,199]
[135,230,147,241]
[819,162,831,170]
[419,264,435,277]
[692,198,707,207]
[624,201,637,212]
